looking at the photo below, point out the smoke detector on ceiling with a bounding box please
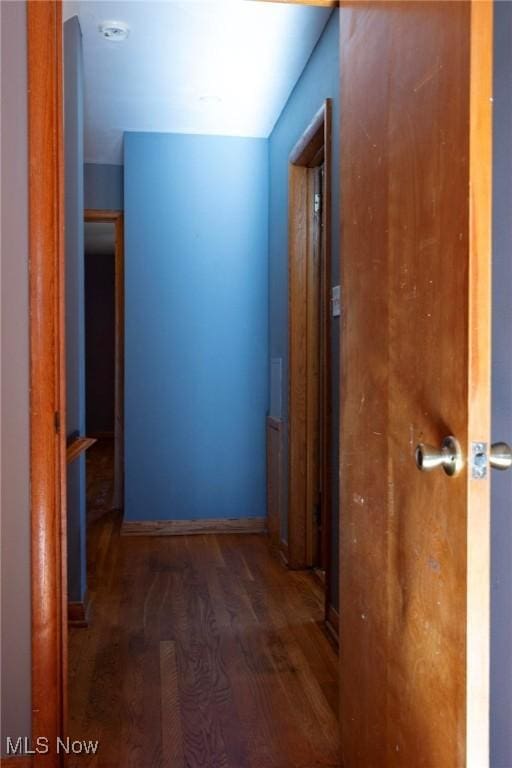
[99,21,129,42]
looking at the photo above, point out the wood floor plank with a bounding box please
[118,537,149,768]
[160,640,185,768]
[69,451,340,767]
[169,545,231,768]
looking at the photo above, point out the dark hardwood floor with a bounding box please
[86,438,115,523]
[69,455,339,768]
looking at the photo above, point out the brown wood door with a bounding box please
[339,3,492,767]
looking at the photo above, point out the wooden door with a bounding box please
[339,3,492,767]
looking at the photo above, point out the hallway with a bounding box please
[69,491,339,767]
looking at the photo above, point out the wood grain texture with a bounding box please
[0,758,33,767]
[466,3,493,765]
[320,111,333,623]
[27,2,67,764]
[266,416,284,550]
[288,100,332,572]
[84,210,124,511]
[288,161,309,569]
[66,437,97,465]
[339,2,491,766]
[290,103,327,167]
[160,641,185,768]
[121,517,267,536]
[68,509,340,766]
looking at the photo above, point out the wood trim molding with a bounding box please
[28,2,67,763]
[288,99,332,571]
[84,209,124,511]
[466,3,493,765]
[68,591,90,628]
[84,209,122,221]
[66,436,97,464]
[290,103,329,166]
[121,518,267,537]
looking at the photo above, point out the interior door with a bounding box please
[339,3,492,767]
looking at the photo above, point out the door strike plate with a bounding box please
[471,442,488,479]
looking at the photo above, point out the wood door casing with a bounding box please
[28,0,68,757]
[339,3,492,767]
[288,101,332,573]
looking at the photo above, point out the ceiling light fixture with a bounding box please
[99,21,129,42]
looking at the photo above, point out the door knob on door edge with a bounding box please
[490,442,512,470]
[415,437,512,476]
[415,436,464,477]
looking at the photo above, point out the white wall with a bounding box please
[0,0,31,750]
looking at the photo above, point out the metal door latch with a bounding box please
[471,442,488,479]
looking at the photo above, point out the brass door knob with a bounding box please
[490,442,512,471]
[415,436,464,477]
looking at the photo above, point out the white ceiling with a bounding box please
[63,1,331,165]
[84,221,116,255]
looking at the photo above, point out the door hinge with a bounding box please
[54,411,61,434]
[314,192,322,214]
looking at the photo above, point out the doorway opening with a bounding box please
[27,3,341,764]
[66,210,123,628]
[84,210,124,513]
[288,101,333,617]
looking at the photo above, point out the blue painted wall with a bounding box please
[64,16,86,603]
[124,132,268,522]
[491,3,512,765]
[268,10,340,602]
[84,163,124,210]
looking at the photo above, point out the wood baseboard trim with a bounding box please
[68,591,89,628]
[1,757,33,767]
[325,603,339,645]
[121,517,267,537]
